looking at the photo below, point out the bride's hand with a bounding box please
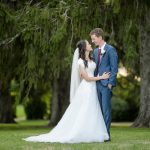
[101,72,110,79]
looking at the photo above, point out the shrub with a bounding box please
[24,89,47,120]
[112,97,129,121]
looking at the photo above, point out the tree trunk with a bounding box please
[133,8,150,127]
[58,72,70,117]
[48,78,60,126]
[48,71,70,126]
[0,88,15,123]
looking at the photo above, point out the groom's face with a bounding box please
[91,34,102,46]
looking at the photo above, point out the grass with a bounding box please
[0,105,150,150]
[16,104,26,119]
[0,120,150,150]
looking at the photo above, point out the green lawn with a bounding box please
[0,120,150,150]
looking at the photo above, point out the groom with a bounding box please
[90,28,118,141]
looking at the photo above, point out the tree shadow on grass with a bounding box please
[0,120,53,131]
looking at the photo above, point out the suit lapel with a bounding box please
[95,47,99,64]
[99,43,108,66]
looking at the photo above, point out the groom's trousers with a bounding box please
[96,83,112,137]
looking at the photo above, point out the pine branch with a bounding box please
[0,26,40,46]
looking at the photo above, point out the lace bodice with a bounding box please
[78,58,96,77]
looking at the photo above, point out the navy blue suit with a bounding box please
[93,43,118,137]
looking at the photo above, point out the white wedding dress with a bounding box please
[23,58,109,143]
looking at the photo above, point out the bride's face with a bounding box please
[85,41,92,52]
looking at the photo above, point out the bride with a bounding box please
[23,40,110,143]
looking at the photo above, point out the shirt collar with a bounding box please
[100,42,106,50]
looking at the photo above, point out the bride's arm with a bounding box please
[79,65,110,82]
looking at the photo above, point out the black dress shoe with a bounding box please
[104,139,111,142]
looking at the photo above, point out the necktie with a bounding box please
[96,48,101,75]
[98,48,101,66]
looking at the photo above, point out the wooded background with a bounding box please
[0,0,150,127]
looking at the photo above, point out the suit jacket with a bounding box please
[93,43,118,87]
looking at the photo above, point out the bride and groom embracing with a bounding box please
[24,28,118,143]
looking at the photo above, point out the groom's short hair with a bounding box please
[90,28,104,39]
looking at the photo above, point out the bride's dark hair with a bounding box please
[76,40,93,68]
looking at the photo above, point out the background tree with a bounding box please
[0,0,74,123]
[108,0,150,127]
[0,4,19,123]
[0,0,150,127]
[133,1,150,127]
